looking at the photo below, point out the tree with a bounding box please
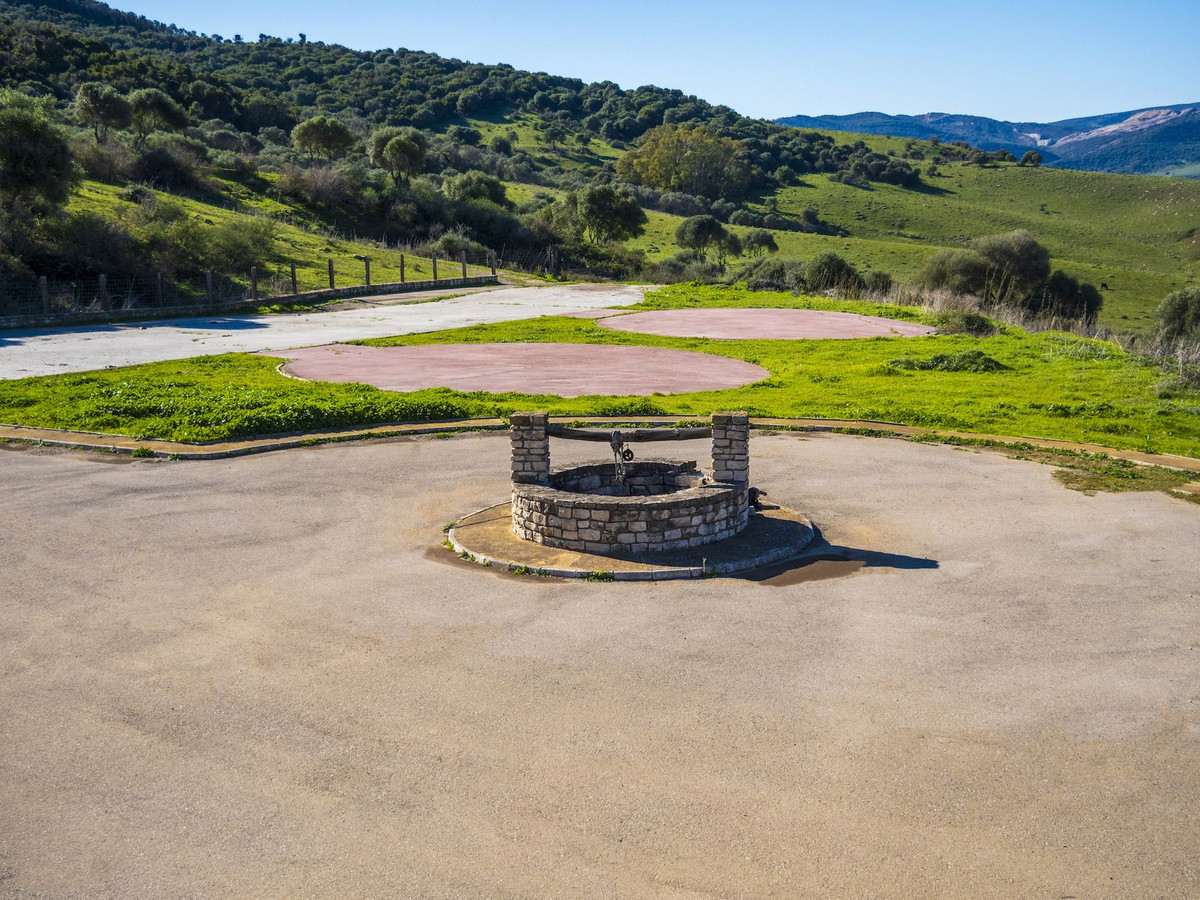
[674,214,727,258]
[74,82,131,143]
[972,229,1050,301]
[1155,286,1200,342]
[128,89,187,149]
[292,115,355,161]
[0,91,77,251]
[617,125,751,200]
[543,122,567,150]
[444,170,508,206]
[576,184,645,243]
[368,126,427,182]
[804,252,863,292]
[743,228,778,257]
[1019,150,1043,167]
[715,231,742,269]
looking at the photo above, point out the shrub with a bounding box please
[730,256,806,292]
[891,351,1009,373]
[804,251,863,293]
[863,270,892,295]
[1156,286,1200,342]
[208,217,277,273]
[923,248,989,295]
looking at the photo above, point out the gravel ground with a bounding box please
[0,284,643,379]
[1,432,1197,897]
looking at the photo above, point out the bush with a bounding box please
[643,250,722,284]
[730,256,807,292]
[208,217,277,273]
[863,270,892,295]
[891,350,1009,373]
[804,252,863,293]
[934,310,996,336]
[1041,269,1103,320]
[276,164,358,208]
[1156,286,1200,342]
[923,248,989,295]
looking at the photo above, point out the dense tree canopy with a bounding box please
[0,91,76,250]
[291,115,355,160]
[618,126,751,200]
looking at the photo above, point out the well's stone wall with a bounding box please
[512,461,749,554]
[508,411,752,554]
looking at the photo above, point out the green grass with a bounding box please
[628,161,1200,333]
[2,284,1198,456]
[68,179,497,294]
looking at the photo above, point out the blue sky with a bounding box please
[115,0,1200,123]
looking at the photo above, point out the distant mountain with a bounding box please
[775,105,1200,177]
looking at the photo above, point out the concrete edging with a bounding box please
[447,502,816,581]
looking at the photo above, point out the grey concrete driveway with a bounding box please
[0,283,643,379]
[2,432,1197,897]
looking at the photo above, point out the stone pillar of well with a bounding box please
[711,411,750,486]
[510,411,550,485]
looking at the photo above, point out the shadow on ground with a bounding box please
[740,526,939,585]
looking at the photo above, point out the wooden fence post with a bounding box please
[432,254,438,281]
[364,256,371,286]
[250,266,259,301]
[205,270,214,305]
[290,263,298,295]
[154,271,163,306]
[461,252,467,279]
[328,258,335,290]
[490,253,497,277]
[39,276,49,314]
[97,273,108,306]
[400,253,405,283]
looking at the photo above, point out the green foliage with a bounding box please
[128,87,186,148]
[743,228,778,257]
[972,229,1051,300]
[1019,150,1043,167]
[572,184,645,244]
[291,115,355,161]
[675,214,727,257]
[803,252,863,293]
[618,125,751,200]
[444,170,508,206]
[1156,286,1200,341]
[73,81,131,142]
[891,350,1010,373]
[367,126,428,183]
[0,90,77,255]
[923,248,989,294]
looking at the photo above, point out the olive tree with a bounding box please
[74,82,131,143]
[674,214,727,258]
[743,228,778,257]
[1156,286,1200,342]
[128,88,187,149]
[292,115,355,161]
[367,126,428,182]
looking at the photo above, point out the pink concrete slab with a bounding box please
[269,343,770,397]
[596,308,937,340]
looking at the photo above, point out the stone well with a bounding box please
[509,412,751,554]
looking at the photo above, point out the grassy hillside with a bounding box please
[1,0,1196,336]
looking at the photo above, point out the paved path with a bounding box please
[2,433,1197,896]
[0,284,643,379]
